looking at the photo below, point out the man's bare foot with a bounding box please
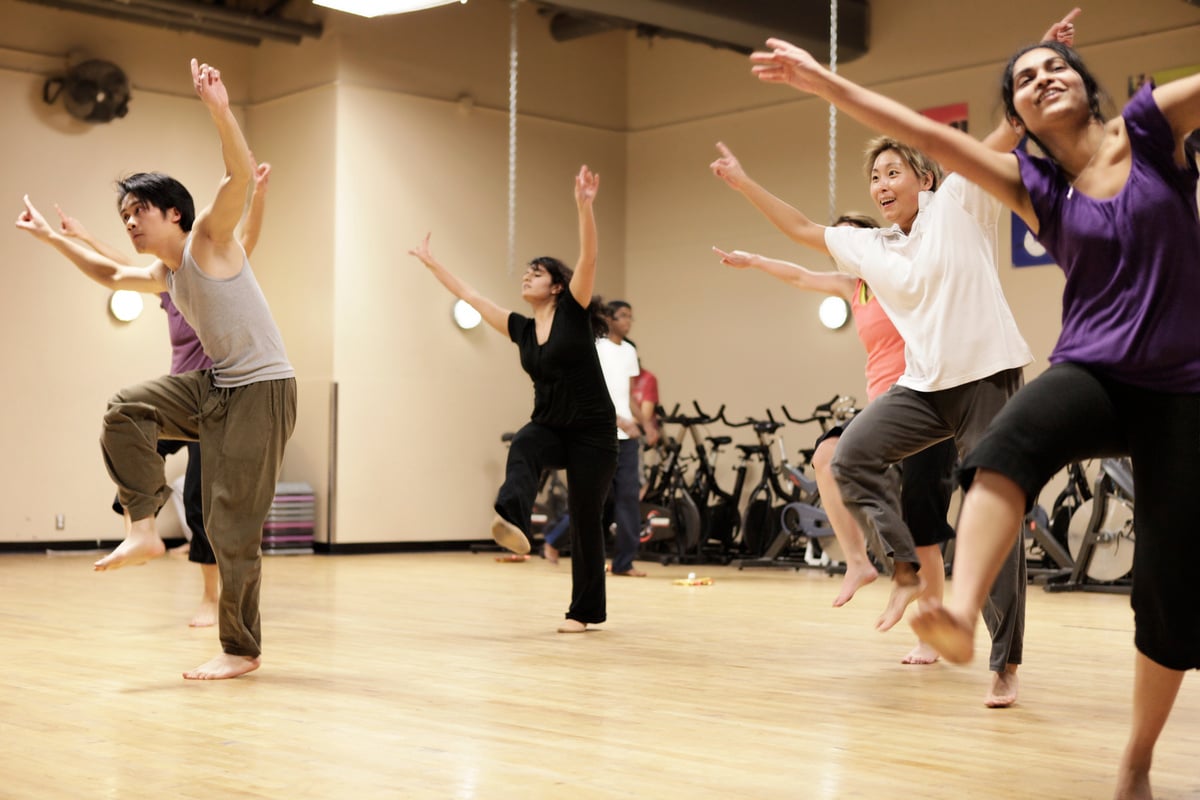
[910,605,976,664]
[612,568,647,577]
[188,598,218,628]
[94,532,166,571]
[833,563,878,607]
[183,653,261,680]
[557,619,588,633]
[169,541,191,556]
[985,666,1019,708]
[875,574,923,632]
[901,641,941,665]
[491,515,530,555]
[543,542,559,564]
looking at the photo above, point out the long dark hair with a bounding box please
[1001,42,1111,161]
[528,256,608,338]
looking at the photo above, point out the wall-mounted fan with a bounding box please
[43,59,131,123]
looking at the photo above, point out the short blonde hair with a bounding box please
[862,136,944,191]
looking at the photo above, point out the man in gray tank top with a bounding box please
[15,59,295,680]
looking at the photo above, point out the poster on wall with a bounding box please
[920,102,968,133]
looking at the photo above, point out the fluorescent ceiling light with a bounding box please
[313,0,466,18]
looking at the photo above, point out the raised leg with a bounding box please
[812,436,878,607]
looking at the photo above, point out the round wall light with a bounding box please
[109,290,144,322]
[818,296,850,330]
[452,299,482,330]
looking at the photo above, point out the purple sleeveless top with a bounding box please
[159,292,212,375]
[1015,83,1200,392]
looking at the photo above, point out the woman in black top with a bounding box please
[408,166,618,633]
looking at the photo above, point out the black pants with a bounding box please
[963,362,1200,671]
[901,437,958,548]
[495,422,617,624]
[111,439,215,565]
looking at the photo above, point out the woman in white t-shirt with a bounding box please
[710,131,1033,708]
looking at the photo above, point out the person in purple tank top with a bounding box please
[747,26,1200,800]
[17,59,296,681]
[53,162,271,629]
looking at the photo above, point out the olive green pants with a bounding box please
[101,371,297,658]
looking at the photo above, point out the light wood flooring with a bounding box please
[1,550,1198,799]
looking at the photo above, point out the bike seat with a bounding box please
[707,436,732,447]
[736,444,768,457]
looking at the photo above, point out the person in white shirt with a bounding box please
[595,301,647,577]
[710,135,1032,708]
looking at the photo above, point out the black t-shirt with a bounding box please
[508,289,616,451]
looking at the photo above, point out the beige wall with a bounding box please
[0,0,1196,544]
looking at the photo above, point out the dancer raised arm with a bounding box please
[709,142,830,254]
[408,233,513,335]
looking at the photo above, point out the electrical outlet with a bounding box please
[55,513,65,530]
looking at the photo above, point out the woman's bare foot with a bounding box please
[491,515,530,555]
[985,665,1019,708]
[94,531,166,571]
[188,598,218,628]
[901,641,941,665]
[910,605,976,664]
[543,542,560,564]
[169,541,192,556]
[183,653,261,680]
[875,572,923,632]
[1113,759,1153,800]
[557,619,588,633]
[833,562,878,607]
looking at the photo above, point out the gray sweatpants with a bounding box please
[831,368,1026,672]
[101,370,297,658]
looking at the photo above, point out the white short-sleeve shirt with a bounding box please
[824,173,1032,391]
[595,337,640,439]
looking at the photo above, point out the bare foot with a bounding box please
[833,562,878,607]
[985,666,1019,708]
[557,619,588,633]
[910,605,976,664]
[169,541,191,556]
[612,568,647,577]
[876,574,923,632]
[183,653,261,680]
[901,641,941,665]
[1113,759,1153,800]
[543,542,559,564]
[188,598,218,628]
[491,515,530,555]
[94,531,166,571]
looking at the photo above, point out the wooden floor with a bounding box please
[1,550,1198,800]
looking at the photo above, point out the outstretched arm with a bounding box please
[189,59,254,266]
[407,233,512,336]
[55,204,134,264]
[569,165,599,307]
[712,246,856,299]
[238,162,271,257]
[16,195,167,292]
[709,143,830,255]
[751,43,1036,230]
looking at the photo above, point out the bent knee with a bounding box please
[812,437,838,475]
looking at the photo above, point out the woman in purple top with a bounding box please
[747,32,1199,800]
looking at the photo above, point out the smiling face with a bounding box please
[1009,47,1090,131]
[868,150,931,231]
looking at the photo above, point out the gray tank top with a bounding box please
[166,237,295,388]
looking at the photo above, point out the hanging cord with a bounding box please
[507,0,519,274]
[827,0,838,224]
